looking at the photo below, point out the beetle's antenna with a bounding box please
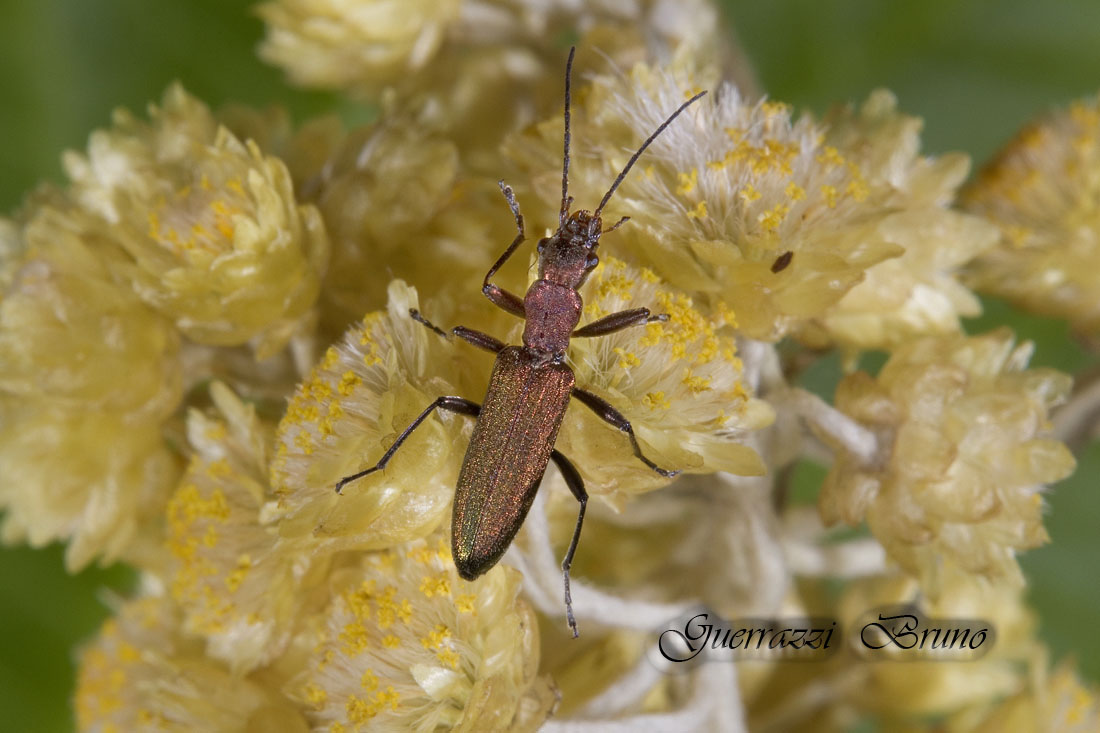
[594,90,707,218]
[560,46,576,226]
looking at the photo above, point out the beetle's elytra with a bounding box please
[336,47,705,636]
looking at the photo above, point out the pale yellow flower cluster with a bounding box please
[819,329,1075,590]
[0,0,1093,730]
[0,85,327,571]
[506,63,991,345]
[964,94,1100,336]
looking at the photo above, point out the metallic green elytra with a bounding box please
[451,347,574,579]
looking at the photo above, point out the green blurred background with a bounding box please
[0,1,1097,730]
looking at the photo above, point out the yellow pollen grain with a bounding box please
[382,634,400,648]
[294,429,314,455]
[761,100,791,118]
[360,669,379,691]
[643,391,671,410]
[676,168,698,195]
[455,594,476,613]
[437,648,460,669]
[739,185,761,203]
[303,683,328,708]
[846,177,870,202]
[338,371,361,396]
[682,370,712,394]
[420,625,452,650]
[686,200,708,219]
[419,575,451,598]
[758,203,789,233]
[817,146,845,167]
[321,347,340,370]
[785,182,805,201]
[613,347,640,370]
[339,621,369,655]
[640,267,660,283]
[821,184,839,208]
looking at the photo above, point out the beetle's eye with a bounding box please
[586,254,599,269]
[537,239,548,253]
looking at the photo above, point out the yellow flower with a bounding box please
[272,281,470,548]
[63,83,329,357]
[0,204,180,417]
[797,91,1000,354]
[819,329,1075,590]
[0,401,178,571]
[964,94,1100,335]
[507,62,914,341]
[257,0,462,93]
[559,256,770,500]
[836,571,1038,719]
[166,383,317,672]
[75,596,307,732]
[286,535,554,731]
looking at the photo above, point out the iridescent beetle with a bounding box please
[337,48,705,636]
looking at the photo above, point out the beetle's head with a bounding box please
[537,209,602,289]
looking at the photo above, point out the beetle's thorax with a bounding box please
[522,279,582,357]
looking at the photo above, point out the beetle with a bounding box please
[335,47,705,636]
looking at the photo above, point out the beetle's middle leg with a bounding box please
[570,388,680,478]
[409,308,505,355]
[335,396,481,493]
[550,449,587,638]
[572,307,668,338]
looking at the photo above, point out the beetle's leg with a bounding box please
[570,388,680,478]
[409,308,448,337]
[335,396,481,493]
[409,309,506,355]
[453,326,506,354]
[572,307,668,338]
[481,181,527,318]
[550,449,587,638]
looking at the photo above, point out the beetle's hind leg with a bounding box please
[335,396,481,493]
[409,308,505,354]
[550,450,587,638]
[571,388,680,478]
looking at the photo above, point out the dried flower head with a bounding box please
[166,382,319,672]
[272,281,468,549]
[796,91,999,353]
[287,535,554,731]
[507,62,926,341]
[75,595,307,732]
[0,401,178,571]
[964,94,1100,335]
[63,83,329,357]
[0,204,180,417]
[819,329,1075,590]
[559,256,771,499]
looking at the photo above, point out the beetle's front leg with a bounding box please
[481,181,528,318]
[572,307,668,338]
[335,396,481,493]
[571,388,679,478]
[409,309,506,354]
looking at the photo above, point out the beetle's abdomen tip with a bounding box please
[452,550,487,582]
